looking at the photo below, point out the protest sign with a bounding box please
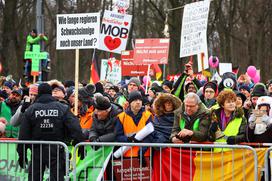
[197,51,208,72]
[121,50,148,76]
[180,1,210,57]
[99,10,132,54]
[56,13,100,49]
[219,63,232,75]
[100,58,122,84]
[113,0,130,13]
[133,38,170,65]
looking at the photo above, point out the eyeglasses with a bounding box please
[185,104,198,108]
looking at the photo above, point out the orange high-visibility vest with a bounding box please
[118,110,152,157]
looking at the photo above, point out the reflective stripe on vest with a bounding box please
[179,118,200,131]
[118,111,151,157]
[214,117,243,152]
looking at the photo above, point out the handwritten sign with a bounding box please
[180,1,210,57]
[100,59,122,84]
[56,13,100,49]
[98,10,132,54]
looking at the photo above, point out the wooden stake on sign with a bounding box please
[74,49,79,116]
[145,64,151,94]
[201,52,205,75]
[33,76,36,84]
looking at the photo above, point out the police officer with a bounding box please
[17,83,85,181]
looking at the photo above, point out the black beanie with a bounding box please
[128,91,142,103]
[95,82,104,94]
[204,82,217,93]
[38,83,52,95]
[94,96,111,110]
[235,91,247,105]
[251,83,267,97]
[162,80,173,90]
[185,82,194,92]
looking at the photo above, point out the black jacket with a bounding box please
[18,94,84,143]
[89,104,123,142]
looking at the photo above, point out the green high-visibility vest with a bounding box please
[214,117,242,152]
[179,118,200,131]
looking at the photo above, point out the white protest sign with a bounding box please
[100,58,122,84]
[98,10,132,54]
[113,0,130,12]
[219,63,232,75]
[56,13,100,49]
[197,49,209,72]
[180,1,210,57]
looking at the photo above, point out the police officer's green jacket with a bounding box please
[170,103,210,142]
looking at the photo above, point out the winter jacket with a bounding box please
[89,104,123,142]
[170,103,210,142]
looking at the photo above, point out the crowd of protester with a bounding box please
[0,62,272,159]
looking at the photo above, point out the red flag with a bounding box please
[90,53,100,84]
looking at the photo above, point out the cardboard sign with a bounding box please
[219,63,232,75]
[100,58,122,84]
[56,13,100,49]
[180,1,210,57]
[133,38,170,64]
[121,50,148,76]
[98,10,132,54]
[24,45,48,76]
[113,158,150,181]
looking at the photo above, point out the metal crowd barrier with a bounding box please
[0,140,69,181]
[73,142,259,181]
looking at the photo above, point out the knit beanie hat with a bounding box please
[109,85,119,93]
[128,91,142,103]
[38,83,52,95]
[11,89,23,97]
[251,83,267,97]
[162,80,173,90]
[150,86,164,95]
[185,82,195,93]
[29,84,39,95]
[66,86,75,98]
[235,91,247,105]
[63,80,75,88]
[239,84,250,93]
[95,82,104,94]
[94,95,111,110]
[128,77,141,87]
[3,81,13,90]
[203,82,218,95]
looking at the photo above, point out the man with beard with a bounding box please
[0,89,23,138]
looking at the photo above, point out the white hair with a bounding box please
[184,92,201,104]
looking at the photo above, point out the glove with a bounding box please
[18,156,28,169]
[21,100,31,113]
[210,122,218,132]
[181,135,192,143]
[78,146,85,160]
[127,135,141,143]
[226,136,236,145]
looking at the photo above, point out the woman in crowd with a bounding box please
[209,90,247,148]
[152,93,182,143]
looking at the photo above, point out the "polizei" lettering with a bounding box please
[35,110,59,117]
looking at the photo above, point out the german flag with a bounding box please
[90,51,100,84]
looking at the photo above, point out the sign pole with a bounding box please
[145,64,151,94]
[33,76,36,83]
[74,49,79,116]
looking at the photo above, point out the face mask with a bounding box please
[254,123,267,135]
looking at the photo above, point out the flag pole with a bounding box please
[74,49,79,116]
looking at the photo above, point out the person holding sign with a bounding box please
[115,91,154,165]
[24,29,48,81]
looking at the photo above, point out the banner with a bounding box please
[121,50,148,76]
[99,10,132,54]
[133,38,170,65]
[0,143,113,180]
[56,13,100,50]
[180,1,210,57]
[100,59,122,84]
[152,148,266,181]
